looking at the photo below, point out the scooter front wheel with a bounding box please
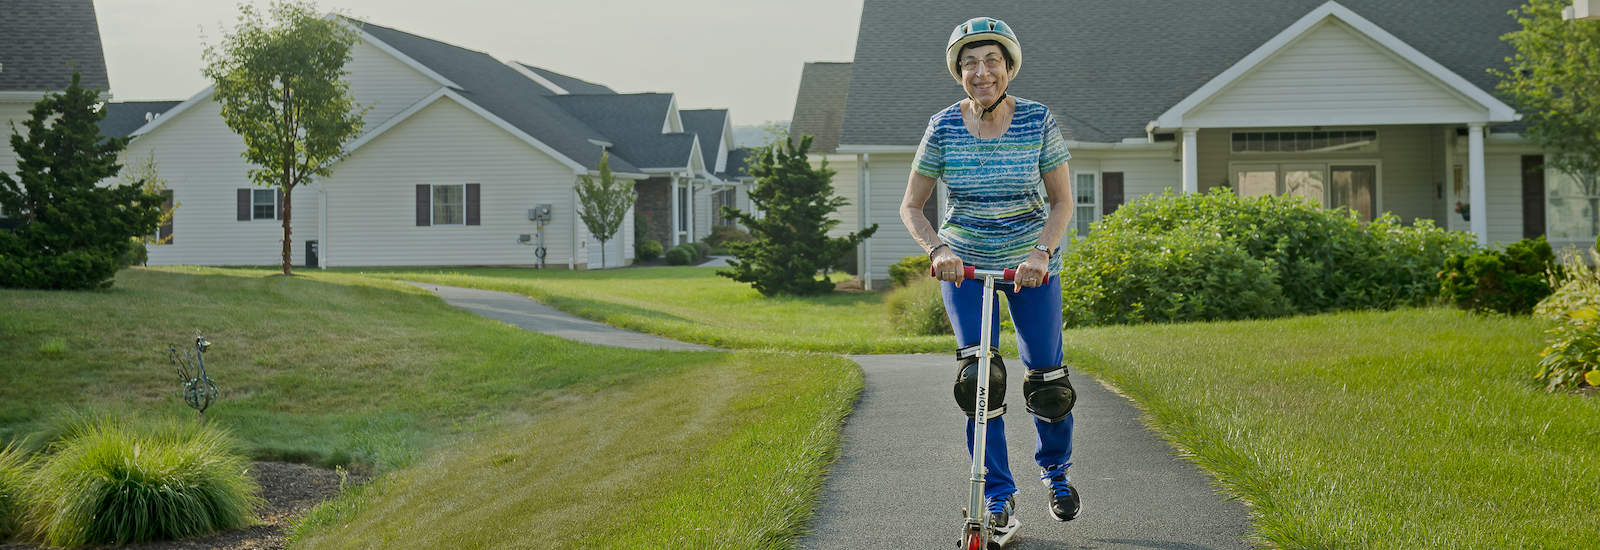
[963,530,983,550]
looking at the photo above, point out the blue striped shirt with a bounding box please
[913,97,1070,272]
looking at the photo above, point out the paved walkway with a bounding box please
[409,282,1254,549]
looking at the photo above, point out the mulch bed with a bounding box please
[1,461,362,550]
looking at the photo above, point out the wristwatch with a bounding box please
[1032,244,1052,259]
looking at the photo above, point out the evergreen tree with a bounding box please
[576,152,634,268]
[0,73,163,289]
[718,135,877,296]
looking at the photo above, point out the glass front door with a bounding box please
[1331,165,1377,222]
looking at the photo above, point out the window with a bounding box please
[1231,163,1377,222]
[252,189,278,220]
[1546,169,1600,243]
[1073,172,1097,238]
[432,184,465,225]
[712,188,738,226]
[677,185,689,234]
[1231,130,1378,154]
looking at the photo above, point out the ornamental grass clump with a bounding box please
[885,277,951,336]
[0,442,28,541]
[25,417,261,546]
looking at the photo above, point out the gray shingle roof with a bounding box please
[99,101,182,138]
[721,147,756,180]
[788,62,852,154]
[840,0,1524,146]
[0,0,110,93]
[353,19,641,173]
[680,109,728,172]
[548,93,696,170]
[515,63,617,95]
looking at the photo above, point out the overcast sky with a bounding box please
[94,0,864,125]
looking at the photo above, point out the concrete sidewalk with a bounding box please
[408,281,1254,548]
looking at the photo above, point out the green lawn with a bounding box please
[1063,308,1599,548]
[380,266,1600,547]
[0,268,861,547]
[360,266,1010,354]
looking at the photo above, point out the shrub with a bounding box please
[665,244,695,265]
[889,255,932,288]
[0,442,27,541]
[636,239,663,262]
[885,277,951,336]
[1059,226,1293,327]
[24,417,262,546]
[704,225,754,248]
[1439,236,1555,314]
[693,241,711,261]
[1535,308,1600,391]
[121,237,148,267]
[1095,189,1473,316]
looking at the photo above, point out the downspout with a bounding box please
[570,175,578,270]
[862,153,872,290]
[320,187,328,269]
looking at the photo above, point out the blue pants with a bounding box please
[943,277,1074,501]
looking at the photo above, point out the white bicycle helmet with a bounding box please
[946,17,1021,82]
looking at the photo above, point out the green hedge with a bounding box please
[1060,189,1476,327]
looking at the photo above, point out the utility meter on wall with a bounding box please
[528,204,552,223]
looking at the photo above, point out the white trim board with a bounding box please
[506,61,569,95]
[1149,0,1518,131]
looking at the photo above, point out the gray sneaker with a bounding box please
[987,494,1019,548]
[1040,464,1081,521]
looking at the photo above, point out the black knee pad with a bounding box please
[1023,365,1075,423]
[954,344,1006,419]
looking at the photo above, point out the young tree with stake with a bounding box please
[576,152,635,268]
[204,0,365,275]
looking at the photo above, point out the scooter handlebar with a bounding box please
[929,265,1051,284]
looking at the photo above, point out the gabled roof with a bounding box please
[99,101,182,138]
[720,147,757,180]
[0,0,110,94]
[351,19,641,173]
[839,0,1524,146]
[788,62,852,154]
[1150,1,1517,130]
[513,62,617,95]
[548,93,697,171]
[680,109,729,171]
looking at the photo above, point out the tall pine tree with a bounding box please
[0,73,162,289]
[719,135,877,296]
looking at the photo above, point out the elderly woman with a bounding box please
[898,16,1080,546]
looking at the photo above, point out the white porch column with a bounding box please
[688,178,698,242]
[1468,123,1488,246]
[1181,128,1199,194]
[670,174,681,246]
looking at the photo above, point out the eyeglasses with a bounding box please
[960,55,1006,74]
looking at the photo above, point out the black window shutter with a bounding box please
[416,184,431,226]
[159,190,174,243]
[1102,172,1125,216]
[1522,156,1545,239]
[237,189,250,221]
[466,183,480,226]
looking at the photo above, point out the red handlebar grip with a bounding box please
[963,266,976,279]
